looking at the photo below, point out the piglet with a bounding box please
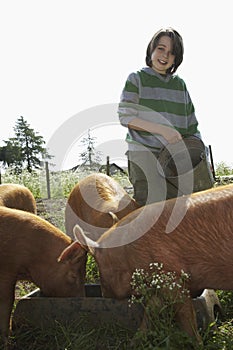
[0,206,86,348]
[0,183,37,214]
[65,173,139,240]
[69,184,233,343]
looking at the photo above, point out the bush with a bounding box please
[129,263,196,349]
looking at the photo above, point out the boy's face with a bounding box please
[151,36,175,75]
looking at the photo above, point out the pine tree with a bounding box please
[0,116,52,173]
[79,129,102,169]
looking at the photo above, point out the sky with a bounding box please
[1,0,232,171]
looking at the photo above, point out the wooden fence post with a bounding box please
[106,156,110,176]
[45,161,51,199]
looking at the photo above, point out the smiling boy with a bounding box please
[118,28,207,206]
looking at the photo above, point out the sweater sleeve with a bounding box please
[184,87,201,139]
[118,72,140,128]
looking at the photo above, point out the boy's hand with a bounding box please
[159,125,182,144]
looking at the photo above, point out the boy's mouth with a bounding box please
[158,59,167,65]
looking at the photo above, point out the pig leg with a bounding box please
[139,294,162,330]
[175,297,202,344]
[0,279,15,348]
[139,293,202,344]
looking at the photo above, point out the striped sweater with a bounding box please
[118,67,201,151]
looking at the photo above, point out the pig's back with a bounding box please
[0,206,71,265]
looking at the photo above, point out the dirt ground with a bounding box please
[36,198,67,230]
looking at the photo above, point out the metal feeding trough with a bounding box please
[12,284,221,333]
[12,284,142,332]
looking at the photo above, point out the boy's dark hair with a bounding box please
[146,28,184,74]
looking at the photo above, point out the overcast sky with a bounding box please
[1,0,232,170]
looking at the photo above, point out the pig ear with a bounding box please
[57,241,85,263]
[73,224,99,255]
[109,211,119,224]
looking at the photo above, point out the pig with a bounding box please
[65,173,139,240]
[0,206,86,348]
[62,184,233,342]
[0,183,37,214]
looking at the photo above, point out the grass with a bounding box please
[12,318,134,350]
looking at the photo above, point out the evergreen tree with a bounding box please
[79,129,102,168]
[0,139,22,173]
[0,116,52,173]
